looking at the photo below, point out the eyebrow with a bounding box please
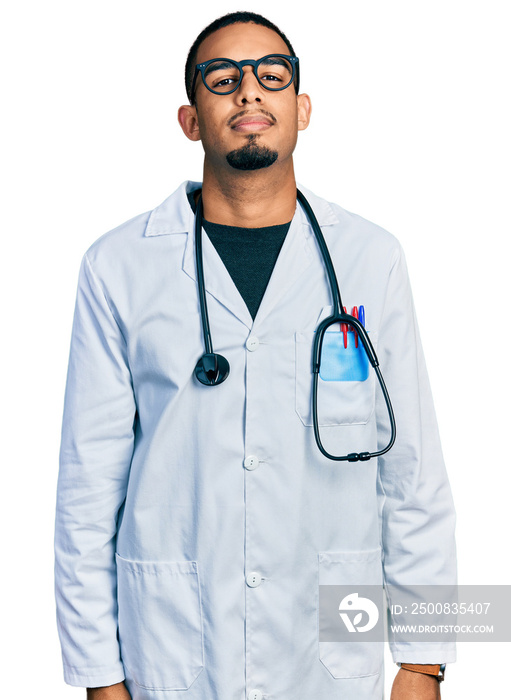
[204,61,235,76]
[259,57,290,69]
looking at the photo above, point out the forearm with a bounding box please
[87,682,132,700]
[391,668,441,700]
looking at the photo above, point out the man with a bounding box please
[55,11,456,700]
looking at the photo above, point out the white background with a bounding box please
[1,1,510,697]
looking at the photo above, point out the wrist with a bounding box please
[86,681,129,699]
[398,663,446,682]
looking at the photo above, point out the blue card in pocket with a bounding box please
[319,307,370,382]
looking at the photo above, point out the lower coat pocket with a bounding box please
[318,549,384,679]
[116,554,204,691]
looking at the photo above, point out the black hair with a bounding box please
[185,11,297,104]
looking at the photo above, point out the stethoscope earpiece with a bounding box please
[194,352,230,386]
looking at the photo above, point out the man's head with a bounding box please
[184,11,298,105]
[178,13,311,175]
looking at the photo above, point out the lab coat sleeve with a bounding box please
[54,252,136,687]
[376,243,457,663]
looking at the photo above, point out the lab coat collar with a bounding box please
[143,180,340,330]
[143,180,340,237]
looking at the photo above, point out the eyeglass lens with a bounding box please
[204,56,294,93]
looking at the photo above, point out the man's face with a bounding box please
[180,22,310,172]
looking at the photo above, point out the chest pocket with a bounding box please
[295,306,377,427]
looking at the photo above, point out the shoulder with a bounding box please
[83,181,197,276]
[85,209,152,262]
[298,184,403,267]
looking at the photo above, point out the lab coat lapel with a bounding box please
[250,204,314,328]
[145,181,253,330]
[251,186,340,328]
[182,219,254,331]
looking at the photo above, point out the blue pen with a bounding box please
[359,305,365,328]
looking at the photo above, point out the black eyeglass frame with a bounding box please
[190,54,300,103]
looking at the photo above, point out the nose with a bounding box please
[235,66,264,104]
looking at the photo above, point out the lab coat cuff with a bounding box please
[63,662,125,688]
[389,643,456,664]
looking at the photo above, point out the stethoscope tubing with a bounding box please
[193,189,396,461]
[194,199,213,356]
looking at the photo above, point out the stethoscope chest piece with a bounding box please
[194,352,230,386]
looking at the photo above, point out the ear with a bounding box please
[177,104,201,142]
[296,93,312,132]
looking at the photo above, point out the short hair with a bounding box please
[185,11,298,104]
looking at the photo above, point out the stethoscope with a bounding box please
[193,189,396,462]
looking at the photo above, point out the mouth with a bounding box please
[229,111,276,133]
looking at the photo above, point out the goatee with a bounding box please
[226,136,278,171]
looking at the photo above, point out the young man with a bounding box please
[55,12,456,700]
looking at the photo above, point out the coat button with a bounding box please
[244,455,259,470]
[246,336,260,351]
[248,690,263,700]
[246,571,262,587]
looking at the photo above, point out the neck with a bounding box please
[200,158,297,227]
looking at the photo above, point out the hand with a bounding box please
[390,668,441,700]
[86,681,132,700]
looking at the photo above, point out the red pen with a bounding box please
[352,306,359,348]
[341,306,348,348]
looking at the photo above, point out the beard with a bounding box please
[226,136,278,171]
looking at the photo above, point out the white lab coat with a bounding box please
[55,181,457,700]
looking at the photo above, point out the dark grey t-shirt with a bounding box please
[187,190,291,320]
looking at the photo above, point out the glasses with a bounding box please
[190,54,300,102]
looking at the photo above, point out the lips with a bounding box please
[230,112,275,132]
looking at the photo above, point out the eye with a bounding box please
[213,76,237,88]
[204,61,241,92]
[257,57,293,87]
[260,73,283,83]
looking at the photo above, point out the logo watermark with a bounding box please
[338,592,380,633]
[319,585,511,642]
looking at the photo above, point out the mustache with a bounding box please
[227,109,277,127]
